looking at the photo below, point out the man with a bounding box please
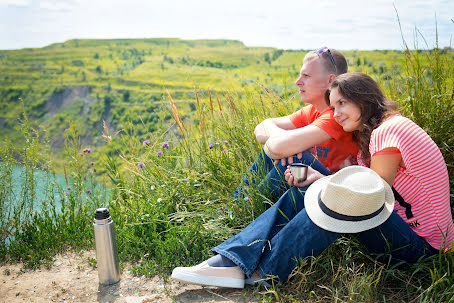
[236,48,358,202]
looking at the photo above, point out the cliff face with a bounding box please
[45,85,97,117]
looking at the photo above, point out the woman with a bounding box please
[171,73,453,288]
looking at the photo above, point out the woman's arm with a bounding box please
[370,148,402,186]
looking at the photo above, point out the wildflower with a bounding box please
[157,150,163,156]
[93,168,97,173]
[150,185,155,190]
[86,189,92,194]
[64,192,68,196]
[157,198,162,203]
[83,148,91,154]
[223,149,228,153]
[208,144,213,149]
[224,140,228,144]
[138,162,144,168]
[143,140,150,145]
[80,152,84,156]
[67,186,71,191]
[162,142,169,148]
[91,161,94,166]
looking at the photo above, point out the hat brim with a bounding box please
[305,175,395,233]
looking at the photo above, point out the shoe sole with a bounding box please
[171,269,244,289]
[245,277,272,288]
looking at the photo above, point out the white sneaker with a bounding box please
[171,261,245,288]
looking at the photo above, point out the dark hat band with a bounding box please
[317,192,385,222]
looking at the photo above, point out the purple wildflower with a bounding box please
[86,189,92,194]
[93,168,97,173]
[138,162,144,168]
[208,144,213,149]
[143,140,150,145]
[86,148,91,153]
[223,149,228,153]
[224,140,228,144]
[157,150,163,156]
[162,142,169,148]
[64,192,68,196]
[91,161,94,166]
[67,187,71,191]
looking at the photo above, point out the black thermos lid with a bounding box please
[95,208,110,220]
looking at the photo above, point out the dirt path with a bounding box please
[0,250,259,303]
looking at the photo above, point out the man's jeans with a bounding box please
[233,149,331,202]
[214,186,437,282]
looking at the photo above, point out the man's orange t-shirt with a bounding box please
[289,105,358,172]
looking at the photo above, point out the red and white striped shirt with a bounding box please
[357,115,453,250]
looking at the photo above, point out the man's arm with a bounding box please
[263,125,332,160]
[254,116,296,144]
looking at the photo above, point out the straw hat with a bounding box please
[305,166,394,233]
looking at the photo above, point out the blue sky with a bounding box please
[0,0,452,50]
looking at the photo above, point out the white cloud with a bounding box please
[0,0,31,6]
[38,0,77,11]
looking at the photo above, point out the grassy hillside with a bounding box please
[0,38,408,170]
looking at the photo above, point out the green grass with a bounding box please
[0,33,453,302]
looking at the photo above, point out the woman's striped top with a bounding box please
[357,115,453,250]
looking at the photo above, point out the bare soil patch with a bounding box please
[1,250,259,303]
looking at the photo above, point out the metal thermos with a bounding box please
[93,208,120,285]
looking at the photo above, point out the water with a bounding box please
[4,165,69,213]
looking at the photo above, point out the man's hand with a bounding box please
[273,152,304,166]
[284,165,326,187]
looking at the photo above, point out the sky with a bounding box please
[0,0,452,51]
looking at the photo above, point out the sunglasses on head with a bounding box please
[317,47,337,74]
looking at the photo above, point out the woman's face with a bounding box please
[329,87,362,132]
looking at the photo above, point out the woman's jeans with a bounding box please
[215,184,437,282]
[233,149,331,202]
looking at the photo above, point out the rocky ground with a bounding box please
[0,250,260,303]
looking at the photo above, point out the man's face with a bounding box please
[295,58,331,104]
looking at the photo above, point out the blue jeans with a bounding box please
[233,149,331,202]
[213,186,437,282]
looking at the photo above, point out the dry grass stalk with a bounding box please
[194,88,201,112]
[63,165,69,188]
[226,91,238,115]
[166,89,185,134]
[208,88,214,119]
[260,94,266,116]
[200,108,206,134]
[102,120,120,143]
[216,97,225,119]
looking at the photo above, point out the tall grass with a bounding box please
[1,30,453,302]
[0,109,107,268]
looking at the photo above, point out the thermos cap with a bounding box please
[95,208,110,220]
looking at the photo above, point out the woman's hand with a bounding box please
[284,165,326,187]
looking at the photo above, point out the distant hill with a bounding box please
[0,38,404,163]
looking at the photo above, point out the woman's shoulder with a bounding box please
[374,114,415,132]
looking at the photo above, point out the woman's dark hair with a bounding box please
[324,72,398,165]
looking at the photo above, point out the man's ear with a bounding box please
[328,74,337,83]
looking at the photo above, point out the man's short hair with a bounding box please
[304,48,348,75]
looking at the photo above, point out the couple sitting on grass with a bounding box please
[171,48,454,288]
